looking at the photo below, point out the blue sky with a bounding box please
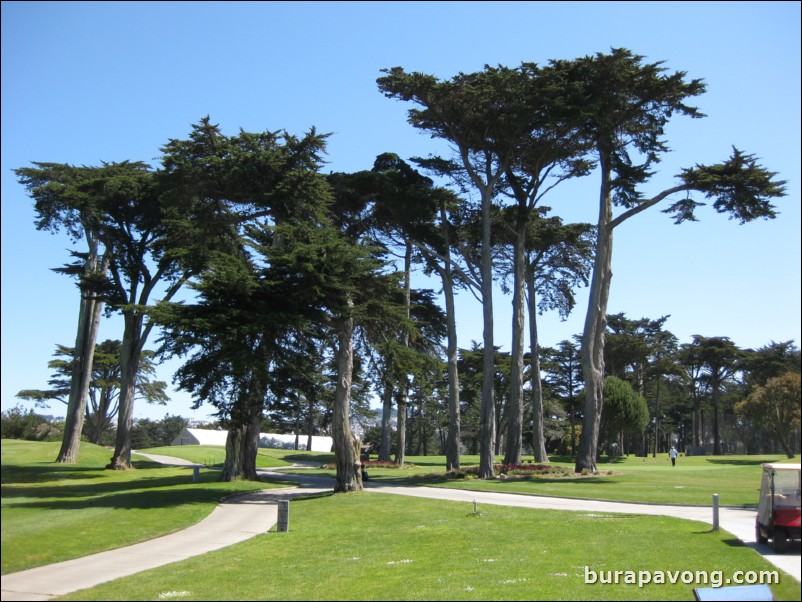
[2,1,800,423]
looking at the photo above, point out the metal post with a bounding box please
[277,500,289,532]
[712,494,719,531]
[192,466,200,483]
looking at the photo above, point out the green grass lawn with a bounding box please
[135,444,295,468]
[1,440,292,574]
[57,492,801,601]
[3,441,799,601]
[277,452,794,507]
[425,454,793,506]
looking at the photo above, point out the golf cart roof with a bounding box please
[760,463,801,472]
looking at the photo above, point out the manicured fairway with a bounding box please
[3,441,798,600]
[56,491,801,601]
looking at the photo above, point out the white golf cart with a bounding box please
[755,463,801,553]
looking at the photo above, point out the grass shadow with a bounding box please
[0,462,109,485]
[282,453,335,465]
[4,464,293,502]
[721,537,748,547]
[372,472,618,489]
[704,458,779,466]
[251,490,334,504]
[3,484,247,511]
[1,468,210,500]
[596,456,631,464]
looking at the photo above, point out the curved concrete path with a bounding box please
[2,456,799,600]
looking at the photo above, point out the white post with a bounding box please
[192,466,200,483]
[712,494,719,531]
[277,500,290,532]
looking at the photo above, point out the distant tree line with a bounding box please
[1,407,186,450]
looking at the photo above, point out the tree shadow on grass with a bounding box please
[2,467,204,499]
[4,471,299,511]
[704,458,781,466]
[282,453,335,465]
[0,457,189,487]
[3,484,249,511]
[382,473,618,488]
[0,462,108,485]
[241,489,334,504]
[2,462,292,502]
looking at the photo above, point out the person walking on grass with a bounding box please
[669,446,678,467]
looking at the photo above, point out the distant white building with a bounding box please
[171,428,228,447]
[170,427,333,452]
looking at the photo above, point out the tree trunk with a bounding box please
[526,273,549,462]
[479,187,496,479]
[394,392,407,467]
[652,377,661,458]
[223,339,268,481]
[222,423,248,480]
[576,158,614,473]
[780,436,795,459]
[57,248,107,463]
[394,240,413,468]
[712,372,721,455]
[332,305,363,493]
[441,204,461,472]
[504,227,526,466]
[420,408,429,456]
[306,395,315,452]
[692,393,702,448]
[107,313,144,470]
[444,286,461,470]
[221,395,262,481]
[378,379,393,461]
[85,388,114,445]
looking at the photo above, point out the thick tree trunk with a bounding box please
[435,197,462,472]
[394,241,413,468]
[108,314,144,470]
[332,307,363,493]
[57,249,107,463]
[306,395,315,452]
[394,392,407,467]
[378,380,393,461]
[780,437,795,459]
[504,228,526,466]
[652,378,661,457]
[421,407,429,456]
[221,397,262,481]
[223,339,268,481]
[712,374,721,455]
[479,189,496,479]
[576,159,614,473]
[222,423,249,480]
[443,264,461,471]
[526,274,549,462]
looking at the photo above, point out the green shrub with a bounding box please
[0,405,55,441]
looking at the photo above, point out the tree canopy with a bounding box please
[15,48,793,482]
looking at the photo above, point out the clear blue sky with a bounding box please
[2,1,800,423]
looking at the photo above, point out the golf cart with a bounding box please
[755,463,801,553]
